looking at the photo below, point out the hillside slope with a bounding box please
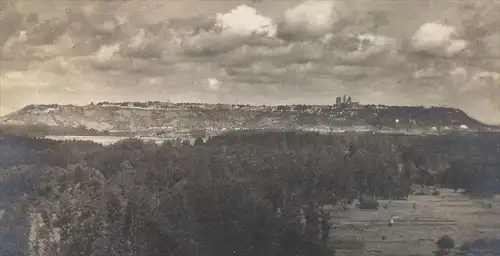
[0,101,494,136]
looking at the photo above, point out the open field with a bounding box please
[330,189,500,255]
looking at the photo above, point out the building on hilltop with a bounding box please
[351,101,360,109]
[336,97,342,105]
[335,95,360,109]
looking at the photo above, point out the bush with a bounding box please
[358,197,380,210]
[472,238,489,249]
[437,235,455,251]
[489,238,500,249]
[193,137,204,146]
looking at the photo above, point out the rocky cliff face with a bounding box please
[0,101,494,136]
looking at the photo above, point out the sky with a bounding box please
[1,0,500,124]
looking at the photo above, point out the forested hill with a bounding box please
[0,101,494,136]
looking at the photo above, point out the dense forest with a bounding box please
[0,131,499,255]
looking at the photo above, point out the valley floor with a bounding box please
[331,189,500,255]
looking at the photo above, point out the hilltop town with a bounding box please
[0,96,496,138]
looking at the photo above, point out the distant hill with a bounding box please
[0,101,496,137]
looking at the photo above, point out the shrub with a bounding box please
[472,238,488,249]
[358,197,379,210]
[489,238,500,249]
[437,235,455,252]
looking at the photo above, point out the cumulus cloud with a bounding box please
[331,33,401,66]
[280,0,349,39]
[214,5,277,37]
[181,32,248,57]
[410,22,468,57]
[95,44,121,62]
[206,78,221,91]
[179,5,282,57]
[1,0,500,124]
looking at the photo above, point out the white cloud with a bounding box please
[284,1,334,33]
[214,5,277,37]
[281,0,346,38]
[207,78,221,91]
[95,44,121,62]
[445,40,468,56]
[411,22,467,56]
[128,29,146,49]
[2,0,500,124]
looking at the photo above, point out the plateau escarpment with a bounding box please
[0,100,495,137]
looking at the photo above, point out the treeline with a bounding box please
[0,124,110,137]
[0,131,499,255]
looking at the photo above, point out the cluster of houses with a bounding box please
[88,98,481,137]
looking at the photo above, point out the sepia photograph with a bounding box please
[1,0,500,255]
